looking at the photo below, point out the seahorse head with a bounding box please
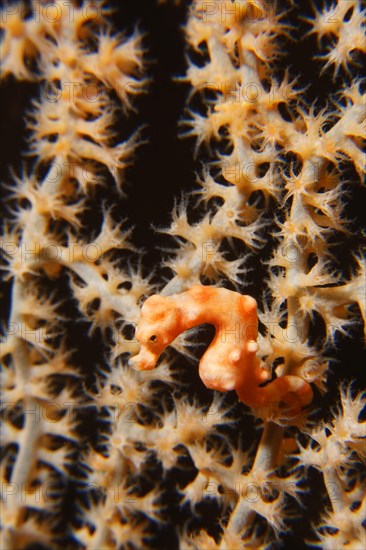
[128,294,182,370]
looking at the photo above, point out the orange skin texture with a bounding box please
[129,285,312,410]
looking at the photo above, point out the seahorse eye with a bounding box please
[149,334,158,343]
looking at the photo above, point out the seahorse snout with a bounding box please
[128,348,157,371]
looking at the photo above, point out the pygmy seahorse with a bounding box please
[129,285,312,411]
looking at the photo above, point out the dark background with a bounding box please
[0,1,365,549]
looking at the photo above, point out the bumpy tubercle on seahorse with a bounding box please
[129,285,313,411]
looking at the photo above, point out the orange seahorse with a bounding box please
[129,285,312,411]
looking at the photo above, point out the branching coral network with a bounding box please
[0,0,365,549]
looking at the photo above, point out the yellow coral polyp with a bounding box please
[7,15,24,38]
